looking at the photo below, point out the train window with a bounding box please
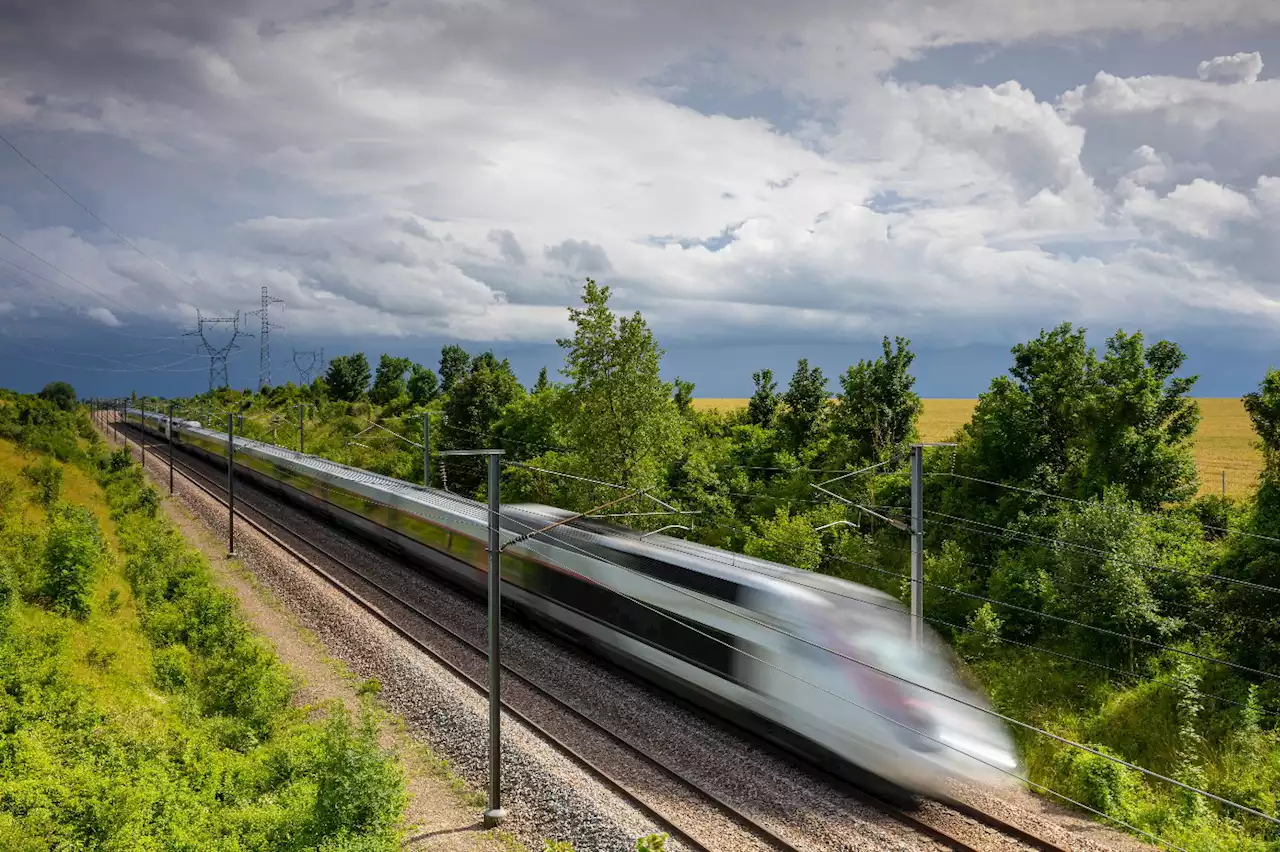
[530,561,742,684]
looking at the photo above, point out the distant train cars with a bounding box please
[127,408,1020,799]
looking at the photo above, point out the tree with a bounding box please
[779,359,827,451]
[407,364,439,406]
[957,324,1199,512]
[673,378,695,416]
[324,353,372,402]
[442,353,525,492]
[1047,489,1181,662]
[831,336,922,463]
[556,278,682,492]
[38,381,76,412]
[746,368,779,428]
[532,366,551,394]
[439,345,470,394]
[369,355,413,406]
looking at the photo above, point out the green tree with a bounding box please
[955,324,1199,514]
[779,359,827,451]
[325,353,372,402]
[746,368,779,428]
[38,381,77,412]
[407,364,439,406]
[1047,489,1180,661]
[439,344,470,393]
[831,336,922,464]
[442,353,525,492]
[673,378,695,416]
[556,279,682,492]
[532,366,552,394]
[369,355,413,406]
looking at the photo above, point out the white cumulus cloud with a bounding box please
[1197,51,1264,84]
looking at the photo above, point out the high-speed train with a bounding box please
[124,407,1020,799]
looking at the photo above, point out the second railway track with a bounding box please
[116,420,1072,852]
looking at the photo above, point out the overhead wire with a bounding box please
[0,129,197,292]
[0,228,132,313]
[935,470,1280,546]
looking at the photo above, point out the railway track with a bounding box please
[115,420,1071,852]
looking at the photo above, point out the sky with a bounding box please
[1,0,1279,398]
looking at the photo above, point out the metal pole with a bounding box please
[423,412,431,487]
[484,451,505,827]
[168,403,175,495]
[227,412,237,558]
[1222,470,1227,496]
[140,400,147,467]
[298,404,306,454]
[910,443,924,648]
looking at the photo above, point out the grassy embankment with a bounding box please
[694,398,1262,498]
[0,428,406,849]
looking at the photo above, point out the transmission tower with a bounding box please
[248,286,285,389]
[292,347,325,386]
[185,311,251,391]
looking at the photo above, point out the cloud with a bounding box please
[87,307,122,327]
[488,229,526,265]
[545,239,613,274]
[1198,51,1264,84]
[2,1,1280,355]
[1122,178,1257,239]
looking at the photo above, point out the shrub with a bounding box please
[635,834,669,852]
[958,602,1003,660]
[1055,744,1142,822]
[41,504,104,618]
[152,645,192,692]
[543,841,576,852]
[22,458,64,510]
[310,705,406,846]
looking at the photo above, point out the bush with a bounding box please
[22,458,64,510]
[1055,744,1143,822]
[152,645,193,691]
[310,705,406,846]
[635,834,669,852]
[41,504,104,618]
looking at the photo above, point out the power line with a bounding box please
[0,230,132,313]
[0,129,196,291]
[935,470,1280,547]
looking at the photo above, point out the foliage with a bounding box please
[436,353,525,493]
[830,336,922,464]
[39,503,104,619]
[634,834,669,852]
[746,368,779,428]
[407,363,439,406]
[326,353,373,402]
[38,381,76,412]
[310,705,406,846]
[438,344,470,394]
[778,358,827,451]
[369,355,414,406]
[554,278,682,494]
[21,459,64,510]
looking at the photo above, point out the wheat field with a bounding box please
[693,397,1262,497]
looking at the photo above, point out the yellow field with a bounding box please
[694,397,1262,497]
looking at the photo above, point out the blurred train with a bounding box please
[124,407,1020,799]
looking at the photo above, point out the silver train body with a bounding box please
[126,408,1020,798]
